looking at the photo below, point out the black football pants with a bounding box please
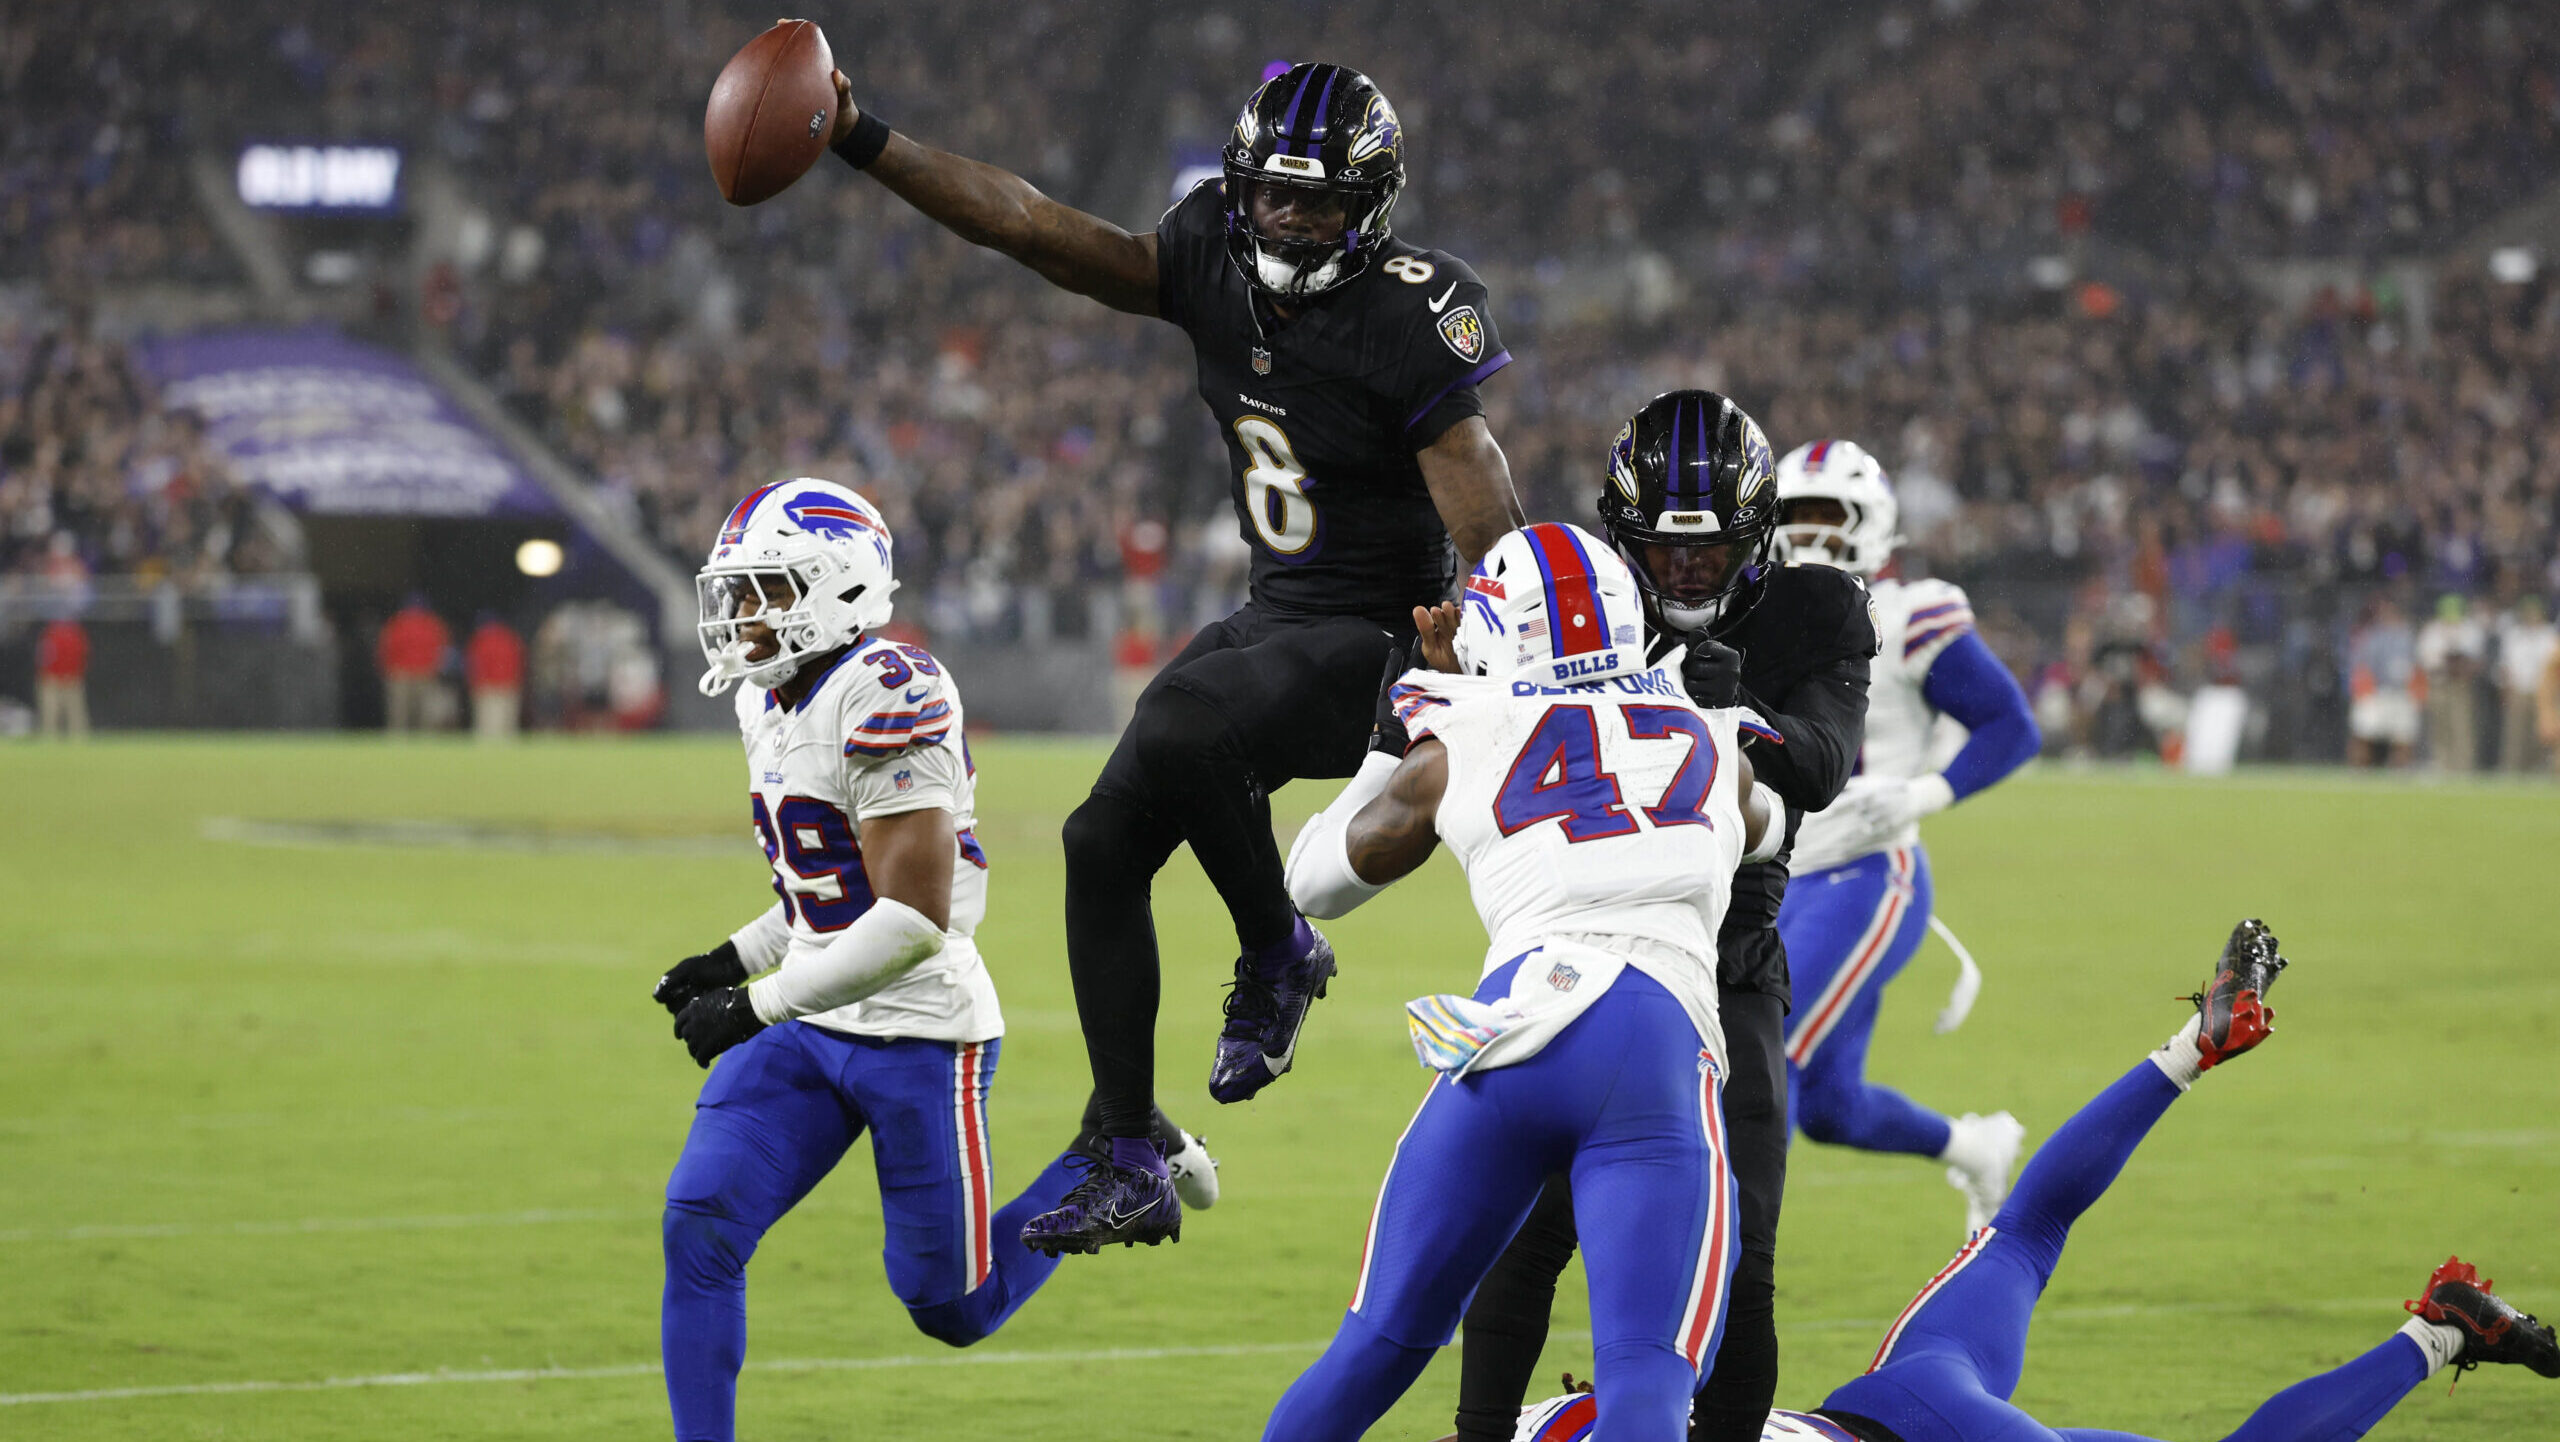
[1453,986,1790,1442]
[1063,604,1399,1138]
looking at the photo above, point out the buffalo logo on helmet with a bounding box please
[1346,91,1401,165]
[782,490,890,565]
[1437,305,1485,363]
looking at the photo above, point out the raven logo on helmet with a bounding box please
[1345,91,1401,166]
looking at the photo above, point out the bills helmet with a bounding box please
[1596,389,1779,637]
[1511,1390,1596,1442]
[1773,438,1900,576]
[695,479,896,696]
[1221,62,1406,298]
[1453,523,1648,687]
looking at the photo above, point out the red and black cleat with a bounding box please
[2407,1256,2560,1382]
[2184,918,2288,1069]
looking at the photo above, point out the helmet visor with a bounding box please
[1242,177,1351,246]
[697,570,803,668]
[1629,537,1754,609]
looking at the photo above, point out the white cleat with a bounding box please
[1943,1110,2026,1234]
[1165,1127,1220,1211]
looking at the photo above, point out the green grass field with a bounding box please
[2,738,2554,1440]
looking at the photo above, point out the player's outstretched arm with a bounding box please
[828,72,1158,316]
[1416,418,1527,570]
[1346,740,1448,883]
[1286,739,1447,917]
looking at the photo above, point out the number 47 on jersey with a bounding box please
[1494,703,1723,843]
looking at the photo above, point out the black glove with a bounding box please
[654,939,747,1018]
[1369,643,1412,758]
[674,987,766,1068]
[1680,636,1747,709]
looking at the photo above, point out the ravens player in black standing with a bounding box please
[819,62,1526,1255]
[1442,392,1877,1442]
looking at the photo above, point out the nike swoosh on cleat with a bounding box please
[1427,282,1459,313]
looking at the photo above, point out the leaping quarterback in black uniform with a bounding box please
[821,61,1525,1255]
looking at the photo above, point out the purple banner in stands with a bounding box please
[132,329,556,518]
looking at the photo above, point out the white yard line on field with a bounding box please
[0,1298,2409,1408]
[0,1207,647,1244]
[0,1340,1338,1407]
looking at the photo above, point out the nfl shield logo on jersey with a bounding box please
[1436,306,1484,363]
[1546,959,1581,992]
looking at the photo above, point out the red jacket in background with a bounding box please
[378,605,451,679]
[37,619,88,680]
[466,620,526,690]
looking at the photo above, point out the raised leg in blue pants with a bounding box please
[1817,1059,2431,1442]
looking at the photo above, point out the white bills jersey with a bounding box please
[725,635,1000,1043]
[1396,665,1749,1056]
[1790,576,1975,875]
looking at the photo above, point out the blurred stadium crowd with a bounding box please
[4,0,2558,761]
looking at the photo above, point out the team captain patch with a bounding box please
[1436,305,1485,363]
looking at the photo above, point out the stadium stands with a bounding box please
[3,0,2556,756]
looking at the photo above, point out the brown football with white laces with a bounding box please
[703,19,837,205]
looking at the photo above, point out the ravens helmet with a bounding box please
[1221,62,1405,298]
[1595,390,1780,636]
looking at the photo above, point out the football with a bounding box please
[703,19,838,206]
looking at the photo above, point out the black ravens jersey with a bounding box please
[1156,181,1511,623]
[1648,562,1878,999]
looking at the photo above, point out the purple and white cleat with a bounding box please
[1020,1137,1181,1256]
[1209,917,1337,1104]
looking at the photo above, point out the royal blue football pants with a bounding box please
[1780,844,1952,1158]
[1819,1060,2428,1442]
[1264,961,1739,1442]
[661,1023,1079,1442]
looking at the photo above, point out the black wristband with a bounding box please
[831,108,891,170]
[707,938,742,973]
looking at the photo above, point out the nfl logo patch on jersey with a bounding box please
[1436,305,1484,363]
[1546,959,1581,992]
[893,768,914,792]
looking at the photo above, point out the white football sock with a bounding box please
[2397,1315,2466,1377]
[1937,1113,1992,1171]
[2149,1014,2205,1091]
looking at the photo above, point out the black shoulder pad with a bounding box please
[1754,566,1880,661]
